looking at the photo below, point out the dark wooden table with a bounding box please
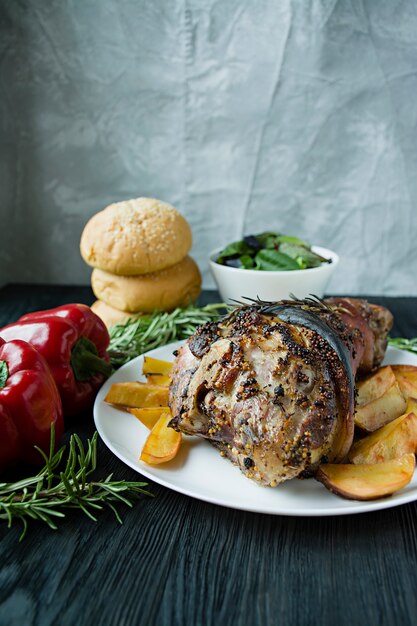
[1,285,417,626]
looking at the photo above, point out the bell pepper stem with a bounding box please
[75,350,113,377]
[71,337,113,381]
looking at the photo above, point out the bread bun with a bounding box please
[90,300,143,328]
[80,197,192,275]
[91,256,201,313]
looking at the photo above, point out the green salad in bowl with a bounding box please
[210,233,337,303]
[216,232,331,271]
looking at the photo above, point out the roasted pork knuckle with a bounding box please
[169,298,393,486]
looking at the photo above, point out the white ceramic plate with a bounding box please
[94,342,417,516]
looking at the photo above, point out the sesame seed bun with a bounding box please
[90,300,143,329]
[91,256,201,313]
[80,197,192,275]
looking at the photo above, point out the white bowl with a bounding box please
[209,246,339,304]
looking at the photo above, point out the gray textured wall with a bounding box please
[1,0,416,294]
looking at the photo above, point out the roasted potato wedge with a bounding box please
[357,366,396,405]
[145,373,171,387]
[355,366,406,432]
[105,382,168,408]
[142,357,173,377]
[128,407,171,429]
[391,365,417,400]
[316,454,415,500]
[349,410,417,464]
[140,410,181,464]
[405,397,417,414]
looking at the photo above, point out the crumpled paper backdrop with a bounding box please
[1,0,416,294]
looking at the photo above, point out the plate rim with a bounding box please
[94,341,417,517]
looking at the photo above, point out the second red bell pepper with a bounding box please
[0,304,112,417]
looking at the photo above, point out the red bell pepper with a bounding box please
[0,304,112,417]
[0,338,63,471]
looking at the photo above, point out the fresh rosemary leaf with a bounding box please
[108,303,226,367]
[388,337,417,355]
[0,430,151,540]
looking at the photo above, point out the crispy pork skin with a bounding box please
[169,299,393,486]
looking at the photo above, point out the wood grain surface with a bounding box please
[0,286,416,626]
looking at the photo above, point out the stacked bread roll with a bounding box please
[80,197,201,327]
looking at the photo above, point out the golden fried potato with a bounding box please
[355,366,406,432]
[140,411,181,464]
[316,454,415,500]
[105,382,168,408]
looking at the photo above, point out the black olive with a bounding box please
[243,235,262,251]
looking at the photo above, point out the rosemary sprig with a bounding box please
[108,303,226,367]
[388,337,417,355]
[0,429,151,540]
